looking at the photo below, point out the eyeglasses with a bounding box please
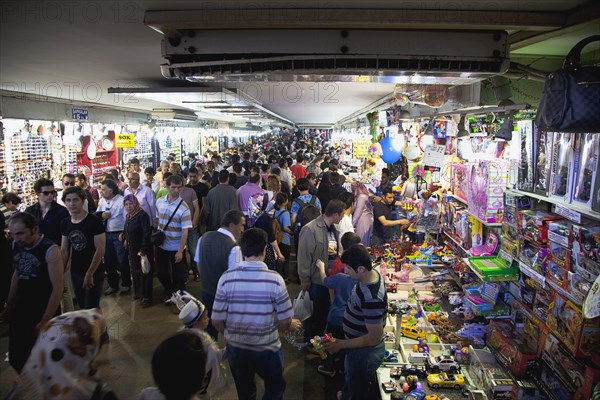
[40,190,56,196]
[63,181,75,186]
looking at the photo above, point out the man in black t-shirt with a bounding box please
[60,186,106,310]
[371,187,411,246]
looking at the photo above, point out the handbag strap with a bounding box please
[163,199,183,230]
[565,35,600,68]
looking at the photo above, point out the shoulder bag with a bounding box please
[151,200,183,246]
[536,35,600,133]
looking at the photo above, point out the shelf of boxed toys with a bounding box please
[442,230,471,256]
[510,189,600,222]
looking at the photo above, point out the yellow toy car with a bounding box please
[426,372,465,389]
[400,324,427,340]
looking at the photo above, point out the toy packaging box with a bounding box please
[451,162,469,203]
[468,160,507,224]
[516,120,536,193]
[572,133,600,209]
[549,131,578,203]
[464,281,500,313]
[546,292,600,358]
[572,223,600,263]
[546,258,569,289]
[539,333,587,397]
[548,240,571,268]
[517,210,563,244]
[533,129,554,197]
[486,321,537,378]
[547,220,574,247]
[519,237,549,274]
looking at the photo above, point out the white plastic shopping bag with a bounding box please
[293,289,313,321]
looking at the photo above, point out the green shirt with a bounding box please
[155,187,168,200]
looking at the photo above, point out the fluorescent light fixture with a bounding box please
[151,108,197,121]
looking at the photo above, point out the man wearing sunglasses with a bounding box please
[25,178,74,313]
[57,174,90,212]
[25,179,69,246]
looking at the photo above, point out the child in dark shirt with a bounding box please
[316,232,361,377]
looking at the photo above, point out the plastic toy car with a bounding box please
[423,303,441,312]
[400,364,427,378]
[426,372,465,389]
[400,324,427,340]
[386,281,398,293]
[426,355,460,373]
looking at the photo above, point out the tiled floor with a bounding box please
[0,276,346,399]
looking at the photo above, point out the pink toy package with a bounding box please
[470,232,499,257]
[468,160,507,224]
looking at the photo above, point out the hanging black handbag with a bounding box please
[151,200,183,246]
[535,35,600,133]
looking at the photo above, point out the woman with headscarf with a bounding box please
[351,182,374,246]
[122,194,153,307]
[8,309,117,400]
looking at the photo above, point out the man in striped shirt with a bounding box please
[155,174,192,304]
[324,244,387,400]
[212,228,301,400]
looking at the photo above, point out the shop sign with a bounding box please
[116,133,135,148]
[72,106,89,121]
[423,144,445,171]
[352,138,371,159]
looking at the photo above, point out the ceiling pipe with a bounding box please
[505,62,548,82]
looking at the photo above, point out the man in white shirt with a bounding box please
[98,179,130,295]
[124,172,157,228]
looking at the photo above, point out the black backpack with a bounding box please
[294,196,320,230]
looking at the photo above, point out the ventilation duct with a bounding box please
[158,30,510,83]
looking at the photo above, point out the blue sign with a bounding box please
[72,107,89,121]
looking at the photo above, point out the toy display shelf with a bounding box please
[448,193,468,206]
[466,208,503,227]
[517,260,546,287]
[467,256,519,282]
[510,189,600,222]
[442,230,470,255]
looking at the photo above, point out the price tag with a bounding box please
[423,144,445,172]
[115,134,135,148]
[519,261,545,286]
[554,204,582,224]
[72,106,89,121]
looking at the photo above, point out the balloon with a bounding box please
[379,135,403,164]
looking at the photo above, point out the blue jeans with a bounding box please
[303,283,330,343]
[105,232,131,288]
[201,292,217,341]
[71,266,105,309]
[227,345,286,400]
[340,341,385,400]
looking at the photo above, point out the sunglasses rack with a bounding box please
[7,134,52,206]
[123,129,155,170]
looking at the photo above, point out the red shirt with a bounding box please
[329,258,345,276]
[289,163,307,180]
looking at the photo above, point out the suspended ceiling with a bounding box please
[0,0,599,126]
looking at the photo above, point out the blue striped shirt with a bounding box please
[342,270,387,339]
[212,261,293,351]
[156,195,192,251]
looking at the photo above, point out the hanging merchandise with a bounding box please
[122,127,155,170]
[6,121,52,206]
[379,129,403,164]
[536,35,600,133]
[76,127,118,186]
[366,111,380,143]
